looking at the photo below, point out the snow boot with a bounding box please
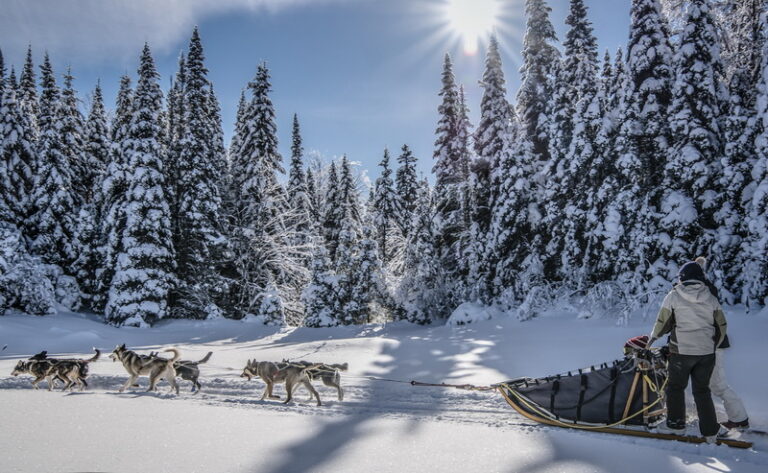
[706,427,737,444]
[657,420,686,435]
[721,418,749,430]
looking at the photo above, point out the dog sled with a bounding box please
[494,343,753,449]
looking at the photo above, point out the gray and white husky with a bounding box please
[147,351,212,393]
[240,360,323,406]
[11,359,59,390]
[109,344,180,394]
[284,360,348,401]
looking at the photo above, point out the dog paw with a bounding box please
[270,395,281,400]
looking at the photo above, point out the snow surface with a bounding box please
[1,308,767,473]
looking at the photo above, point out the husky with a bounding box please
[109,344,180,394]
[147,351,212,393]
[240,360,322,406]
[27,349,101,391]
[283,360,348,401]
[11,359,58,390]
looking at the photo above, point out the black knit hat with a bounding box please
[678,261,706,283]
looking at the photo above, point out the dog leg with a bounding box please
[121,375,137,393]
[303,380,322,407]
[283,379,294,404]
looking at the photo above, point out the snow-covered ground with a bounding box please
[1,308,767,473]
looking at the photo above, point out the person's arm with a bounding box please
[713,304,727,348]
[648,293,674,346]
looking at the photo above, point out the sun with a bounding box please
[444,0,502,55]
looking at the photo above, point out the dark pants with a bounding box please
[666,353,719,436]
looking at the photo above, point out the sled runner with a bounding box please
[495,349,753,449]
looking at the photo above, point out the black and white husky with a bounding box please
[12,349,100,391]
[109,344,180,394]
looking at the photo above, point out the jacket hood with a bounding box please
[675,282,711,304]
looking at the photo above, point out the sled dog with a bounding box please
[11,359,59,390]
[147,351,212,393]
[282,360,348,401]
[16,349,100,391]
[110,344,180,394]
[241,360,322,406]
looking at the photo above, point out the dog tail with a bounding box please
[85,348,100,363]
[331,362,348,372]
[196,351,212,364]
[163,348,181,363]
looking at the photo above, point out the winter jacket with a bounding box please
[650,282,727,356]
[702,278,730,349]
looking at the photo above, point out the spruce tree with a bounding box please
[739,8,768,308]
[398,184,438,324]
[470,36,511,302]
[19,45,38,131]
[302,244,340,327]
[517,0,559,162]
[663,0,726,274]
[339,155,362,228]
[29,54,79,270]
[305,166,321,224]
[174,27,227,319]
[166,53,186,233]
[286,113,312,240]
[395,144,418,233]
[105,44,175,327]
[322,161,344,258]
[372,147,401,264]
[0,81,36,229]
[0,48,5,99]
[94,75,132,311]
[82,83,110,204]
[229,62,295,318]
[348,225,384,324]
[619,0,675,291]
[59,68,88,203]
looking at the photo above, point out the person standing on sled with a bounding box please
[647,261,729,442]
[693,256,750,430]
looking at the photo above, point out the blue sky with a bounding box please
[1,0,632,182]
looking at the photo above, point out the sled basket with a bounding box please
[497,353,667,427]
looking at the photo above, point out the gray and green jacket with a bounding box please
[649,282,727,356]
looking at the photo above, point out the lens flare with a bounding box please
[444,0,501,55]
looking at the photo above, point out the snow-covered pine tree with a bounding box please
[173,28,227,319]
[339,155,362,229]
[618,0,675,292]
[334,218,358,325]
[322,161,345,259]
[740,8,768,308]
[286,113,312,241]
[59,68,88,203]
[395,144,418,234]
[71,204,100,309]
[663,0,726,282]
[166,53,186,235]
[19,45,38,134]
[0,48,5,99]
[257,281,286,326]
[105,44,175,327]
[82,82,109,204]
[29,54,79,270]
[432,54,471,302]
[0,222,56,316]
[469,36,510,303]
[93,75,132,311]
[0,79,36,229]
[560,0,601,285]
[718,1,766,303]
[348,225,385,324]
[229,62,304,320]
[398,184,439,324]
[516,0,559,163]
[540,60,572,279]
[305,166,321,224]
[372,147,401,264]
[301,244,339,327]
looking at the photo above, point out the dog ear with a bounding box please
[120,343,126,350]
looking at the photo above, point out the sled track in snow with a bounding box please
[0,374,523,429]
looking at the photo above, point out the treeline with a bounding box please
[1,0,767,326]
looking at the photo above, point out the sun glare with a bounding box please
[444,0,501,55]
